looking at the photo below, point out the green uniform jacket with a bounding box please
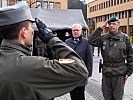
[0,37,88,100]
[88,27,133,76]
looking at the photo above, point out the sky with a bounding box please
[80,0,94,3]
[86,0,95,3]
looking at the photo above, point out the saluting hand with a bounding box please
[35,18,54,43]
[100,20,108,30]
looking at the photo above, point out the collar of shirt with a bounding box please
[74,38,80,41]
[74,38,79,43]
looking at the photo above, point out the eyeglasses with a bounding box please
[72,29,81,32]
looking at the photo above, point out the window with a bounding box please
[104,2,105,8]
[128,10,131,17]
[96,17,97,23]
[2,0,7,7]
[103,15,106,21]
[100,16,102,22]
[36,1,42,8]
[122,11,124,18]
[99,4,100,10]
[101,3,103,9]
[119,12,121,19]
[95,5,96,11]
[129,26,133,43]
[54,2,61,9]
[42,1,48,9]
[90,7,92,12]
[106,1,108,8]
[130,26,133,34]
[125,10,127,18]
[117,0,119,4]
[97,17,99,22]
[92,6,94,11]
[121,26,126,33]
[110,14,112,17]
[114,0,116,5]
[49,2,54,9]
[120,0,122,3]
[107,15,109,19]
[109,0,110,7]
[16,0,23,3]
[111,0,113,6]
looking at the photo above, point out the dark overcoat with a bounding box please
[65,37,93,85]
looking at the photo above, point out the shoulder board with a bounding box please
[59,58,75,64]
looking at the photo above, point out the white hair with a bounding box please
[72,24,82,29]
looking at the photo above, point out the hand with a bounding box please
[100,20,108,30]
[35,18,54,43]
[124,75,128,84]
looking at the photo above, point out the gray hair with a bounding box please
[72,24,82,29]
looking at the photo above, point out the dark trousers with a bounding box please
[102,75,125,100]
[70,86,85,100]
[97,47,100,56]
[92,46,94,56]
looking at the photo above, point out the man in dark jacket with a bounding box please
[88,16,133,100]
[65,24,93,100]
[0,2,88,100]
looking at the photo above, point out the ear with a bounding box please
[118,22,120,28]
[19,27,27,39]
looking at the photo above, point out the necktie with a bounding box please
[74,39,79,44]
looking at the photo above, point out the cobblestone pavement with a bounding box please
[55,92,95,100]
[55,48,133,100]
[91,48,133,100]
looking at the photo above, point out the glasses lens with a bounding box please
[72,29,80,31]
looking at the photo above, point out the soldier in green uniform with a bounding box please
[0,1,88,100]
[88,16,133,100]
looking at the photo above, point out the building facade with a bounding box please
[0,0,68,9]
[87,0,133,43]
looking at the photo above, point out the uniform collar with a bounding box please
[0,39,31,56]
[106,31,122,40]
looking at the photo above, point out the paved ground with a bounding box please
[55,47,133,100]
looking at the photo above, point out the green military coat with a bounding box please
[88,27,133,76]
[0,37,88,100]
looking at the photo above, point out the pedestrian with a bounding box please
[92,46,95,56]
[0,34,2,45]
[97,47,100,56]
[0,2,88,100]
[92,46,100,56]
[65,24,93,100]
[88,16,133,100]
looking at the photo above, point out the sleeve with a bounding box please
[86,43,93,77]
[125,36,133,76]
[25,37,88,99]
[88,27,103,47]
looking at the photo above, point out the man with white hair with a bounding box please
[65,24,93,100]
